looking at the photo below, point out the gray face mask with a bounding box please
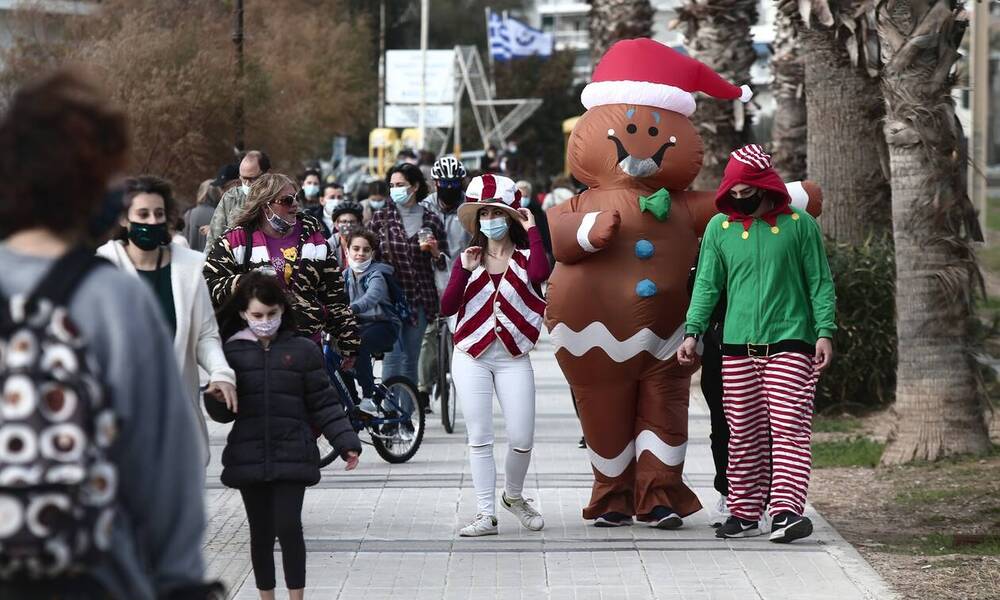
[265,207,294,234]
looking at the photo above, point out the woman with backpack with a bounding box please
[440,174,550,537]
[342,229,402,415]
[207,272,362,600]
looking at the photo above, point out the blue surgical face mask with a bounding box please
[390,187,411,205]
[303,184,320,198]
[241,183,250,196]
[479,217,509,241]
[368,198,385,210]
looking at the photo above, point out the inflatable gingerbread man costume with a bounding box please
[546,39,821,525]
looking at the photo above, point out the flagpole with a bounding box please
[484,7,496,97]
[419,0,429,152]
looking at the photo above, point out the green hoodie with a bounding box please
[685,207,836,346]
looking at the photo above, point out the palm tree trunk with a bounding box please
[877,0,991,464]
[676,0,757,190]
[800,25,890,244]
[770,0,806,180]
[587,0,654,64]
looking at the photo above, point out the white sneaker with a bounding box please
[459,513,498,537]
[710,494,730,528]
[358,397,379,416]
[501,492,544,531]
[758,510,772,534]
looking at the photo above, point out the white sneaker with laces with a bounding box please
[710,494,730,528]
[501,492,544,531]
[358,397,379,416]
[459,513,498,537]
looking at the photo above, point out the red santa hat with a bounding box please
[581,38,753,117]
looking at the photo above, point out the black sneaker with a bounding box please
[769,512,813,543]
[715,516,761,539]
[594,512,633,527]
[647,506,683,529]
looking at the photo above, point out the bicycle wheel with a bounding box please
[317,367,360,468]
[438,330,457,434]
[317,434,339,468]
[370,376,424,463]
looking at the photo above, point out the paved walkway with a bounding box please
[202,333,896,599]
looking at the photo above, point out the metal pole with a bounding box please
[233,0,245,155]
[969,0,989,245]
[418,0,429,151]
[378,0,386,129]
[454,47,462,159]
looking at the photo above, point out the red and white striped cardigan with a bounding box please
[440,229,550,358]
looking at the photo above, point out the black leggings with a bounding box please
[240,482,307,590]
[701,326,729,496]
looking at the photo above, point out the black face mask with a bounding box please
[128,221,169,251]
[437,187,463,209]
[732,192,763,216]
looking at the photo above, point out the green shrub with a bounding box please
[816,236,898,412]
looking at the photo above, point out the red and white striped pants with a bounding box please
[721,352,817,520]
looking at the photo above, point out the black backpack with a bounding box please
[0,249,119,580]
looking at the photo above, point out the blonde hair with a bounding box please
[233,172,297,230]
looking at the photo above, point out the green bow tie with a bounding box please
[639,188,671,221]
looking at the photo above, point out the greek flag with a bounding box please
[487,9,553,62]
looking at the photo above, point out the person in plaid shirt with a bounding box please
[369,164,448,418]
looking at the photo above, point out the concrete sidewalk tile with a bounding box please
[204,331,895,599]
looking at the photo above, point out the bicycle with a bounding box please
[317,344,425,465]
[434,316,459,433]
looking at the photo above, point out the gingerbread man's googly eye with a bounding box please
[626,124,637,134]
[648,127,659,137]
[3,375,37,420]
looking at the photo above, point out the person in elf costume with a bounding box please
[678,144,836,544]
[545,39,823,528]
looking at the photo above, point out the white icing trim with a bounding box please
[550,322,686,363]
[785,181,809,210]
[635,430,687,466]
[576,212,601,253]
[588,440,635,478]
[581,80,696,116]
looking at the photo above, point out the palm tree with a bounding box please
[797,0,891,244]
[876,0,991,464]
[770,0,807,180]
[675,0,758,190]
[587,0,655,63]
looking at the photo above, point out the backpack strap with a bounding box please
[30,247,108,307]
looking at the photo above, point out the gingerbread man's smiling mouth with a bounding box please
[607,129,678,178]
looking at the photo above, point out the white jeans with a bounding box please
[452,341,537,516]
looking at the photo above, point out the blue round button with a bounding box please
[636,279,658,298]
[635,239,655,260]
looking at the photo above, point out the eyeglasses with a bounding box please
[271,194,297,207]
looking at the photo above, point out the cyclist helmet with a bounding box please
[431,156,466,180]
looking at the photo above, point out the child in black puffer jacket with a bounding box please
[205,272,361,600]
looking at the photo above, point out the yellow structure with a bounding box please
[369,128,401,179]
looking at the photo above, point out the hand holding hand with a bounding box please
[677,337,698,366]
[344,451,360,471]
[206,381,238,413]
[461,246,483,271]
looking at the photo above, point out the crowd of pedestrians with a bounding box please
[0,69,834,599]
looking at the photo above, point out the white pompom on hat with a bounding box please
[581,38,753,117]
